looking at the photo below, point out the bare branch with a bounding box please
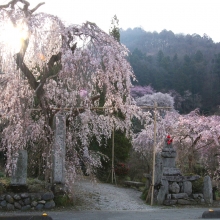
[30,2,45,14]
[0,0,18,9]
[0,1,44,16]
[14,35,39,91]
[47,52,62,70]
[0,78,8,85]
[71,42,77,54]
[195,140,215,151]
[0,0,29,10]
[91,95,100,104]
[34,52,62,96]
[15,54,38,90]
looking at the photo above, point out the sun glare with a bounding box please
[0,21,28,53]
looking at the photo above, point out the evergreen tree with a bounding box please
[109,15,120,42]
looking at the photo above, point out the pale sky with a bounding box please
[1,0,220,42]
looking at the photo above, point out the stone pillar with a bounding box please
[203,175,213,204]
[161,142,181,176]
[161,145,176,168]
[52,112,66,185]
[154,153,163,186]
[157,179,168,205]
[11,150,27,185]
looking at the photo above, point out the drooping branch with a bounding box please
[196,140,215,152]
[192,134,201,152]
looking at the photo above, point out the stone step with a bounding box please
[123,181,145,188]
[162,175,200,182]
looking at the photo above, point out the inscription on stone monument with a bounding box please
[52,113,66,184]
[11,150,27,185]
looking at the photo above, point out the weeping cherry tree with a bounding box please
[0,0,148,187]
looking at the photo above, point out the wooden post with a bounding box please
[151,102,157,206]
[139,104,171,205]
[112,127,115,184]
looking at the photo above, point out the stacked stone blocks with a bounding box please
[155,136,213,206]
[0,192,55,211]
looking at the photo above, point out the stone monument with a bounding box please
[203,175,213,204]
[52,112,66,193]
[9,150,28,192]
[154,135,208,206]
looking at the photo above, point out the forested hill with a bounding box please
[120,28,220,114]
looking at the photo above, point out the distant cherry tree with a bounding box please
[130,85,155,99]
[167,109,220,175]
[0,0,147,185]
[133,106,220,176]
[132,92,175,156]
[135,92,174,108]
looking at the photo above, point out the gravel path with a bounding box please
[72,178,158,211]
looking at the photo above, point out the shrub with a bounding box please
[0,172,4,178]
[115,163,129,176]
[192,177,203,193]
[141,188,149,201]
[54,194,73,206]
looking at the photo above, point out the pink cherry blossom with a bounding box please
[79,89,88,98]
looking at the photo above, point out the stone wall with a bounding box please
[0,192,55,211]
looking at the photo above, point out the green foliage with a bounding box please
[54,194,73,206]
[27,178,46,192]
[0,177,10,186]
[192,177,204,193]
[115,163,129,176]
[127,150,150,182]
[184,173,203,193]
[0,183,6,194]
[0,171,4,178]
[215,190,220,200]
[132,117,145,134]
[90,130,132,180]
[141,188,149,201]
[109,15,120,42]
[0,177,8,193]
[121,28,220,114]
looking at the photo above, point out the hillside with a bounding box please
[120,28,220,114]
